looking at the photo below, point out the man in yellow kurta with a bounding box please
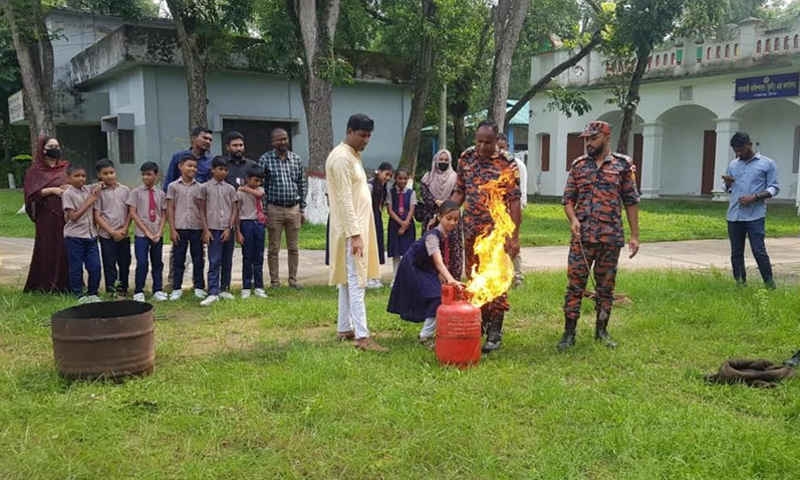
[326,114,387,352]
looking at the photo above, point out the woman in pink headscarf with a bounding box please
[23,135,71,292]
[420,149,462,279]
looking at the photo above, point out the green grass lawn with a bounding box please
[2,270,800,479]
[2,189,798,249]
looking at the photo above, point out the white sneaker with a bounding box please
[170,290,183,301]
[241,289,252,299]
[133,293,146,302]
[200,295,219,307]
[219,292,235,300]
[86,295,102,303]
[367,279,383,289]
[152,291,168,302]
[254,288,268,298]
[77,295,91,304]
[194,288,208,299]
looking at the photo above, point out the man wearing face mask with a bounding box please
[221,131,256,188]
[258,128,307,290]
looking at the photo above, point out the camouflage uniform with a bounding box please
[562,152,639,323]
[456,146,521,335]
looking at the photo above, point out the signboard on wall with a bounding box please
[8,90,24,124]
[735,73,799,101]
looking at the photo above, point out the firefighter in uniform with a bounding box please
[558,121,640,352]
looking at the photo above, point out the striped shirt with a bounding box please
[258,150,307,210]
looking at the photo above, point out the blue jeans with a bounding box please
[240,220,265,289]
[134,236,164,294]
[64,236,101,296]
[172,229,204,290]
[208,230,235,295]
[727,218,774,286]
[99,236,131,294]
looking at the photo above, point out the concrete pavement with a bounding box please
[1,236,798,288]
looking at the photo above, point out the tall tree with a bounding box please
[0,0,54,151]
[164,0,254,131]
[487,0,530,129]
[396,0,436,175]
[286,0,342,175]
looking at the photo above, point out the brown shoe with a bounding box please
[354,336,389,353]
[419,336,436,350]
[336,330,355,341]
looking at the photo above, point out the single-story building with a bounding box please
[10,9,414,188]
[527,16,800,204]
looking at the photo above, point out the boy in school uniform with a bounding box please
[62,164,102,303]
[236,165,268,299]
[166,155,206,300]
[197,156,239,306]
[127,162,168,303]
[93,158,132,297]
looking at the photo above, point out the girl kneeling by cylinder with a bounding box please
[387,201,465,349]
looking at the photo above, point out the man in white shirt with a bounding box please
[498,134,527,288]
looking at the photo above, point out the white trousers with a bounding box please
[337,238,370,339]
[420,317,436,339]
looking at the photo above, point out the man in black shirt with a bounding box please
[222,131,257,188]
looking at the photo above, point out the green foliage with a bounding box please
[546,86,592,118]
[55,0,160,19]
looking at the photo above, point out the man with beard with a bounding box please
[221,131,256,188]
[451,119,522,354]
[558,121,640,352]
[163,126,214,294]
[258,128,307,290]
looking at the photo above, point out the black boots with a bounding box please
[595,311,617,349]
[482,314,504,354]
[556,318,577,352]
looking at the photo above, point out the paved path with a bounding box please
[1,236,797,288]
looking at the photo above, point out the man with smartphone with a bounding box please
[722,131,780,289]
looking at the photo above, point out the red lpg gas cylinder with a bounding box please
[435,284,482,368]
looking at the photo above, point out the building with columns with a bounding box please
[526,16,800,204]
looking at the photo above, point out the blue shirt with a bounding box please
[162,149,213,192]
[724,152,780,222]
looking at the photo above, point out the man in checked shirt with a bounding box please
[559,121,640,352]
[259,128,308,290]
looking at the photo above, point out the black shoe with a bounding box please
[270,283,281,289]
[595,311,617,349]
[289,283,304,291]
[765,280,777,290]
[557,318,577,352]
[481,319,503,354]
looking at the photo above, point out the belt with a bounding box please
[268,201,299,208]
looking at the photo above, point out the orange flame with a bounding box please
[465,170,516,308]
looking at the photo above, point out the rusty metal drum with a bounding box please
[51,301,155,380]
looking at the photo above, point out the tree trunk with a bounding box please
[451,110,468,157]
[165,0,208,131]
[398,0,436,177]
[487,0,530,129]
[1,0,55,152]
[615,48,650,155]
[504,30,602,131]
[289,0,341,225]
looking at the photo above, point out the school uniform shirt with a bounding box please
[385,187,417,211]
[197,178,238,230]
[94,182,131,239]
[424,224,448,256]
[166,178,203,230]
[127,185,166,237]
[237,187,265,221]
[62,186,98,239]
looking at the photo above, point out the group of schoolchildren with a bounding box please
[366,163,465,349]
[61,154,269,307]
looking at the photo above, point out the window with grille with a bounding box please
[119,130,135,164]
[680,86,693,102]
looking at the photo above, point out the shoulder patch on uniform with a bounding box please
[612,152,633,164]
[572,155,589,166]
